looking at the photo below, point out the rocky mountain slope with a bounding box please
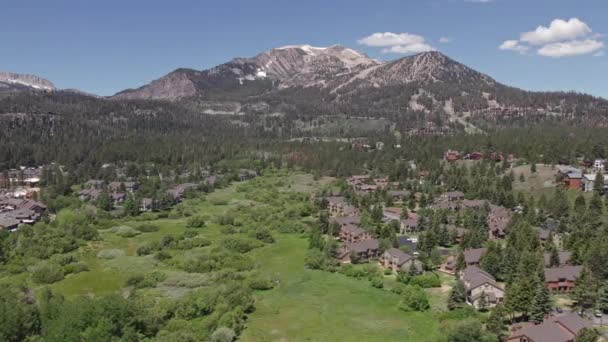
[0,72,56,91]
[110,46,608,131]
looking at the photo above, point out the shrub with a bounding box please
[371,276,384,288]
[136,241,160,256]
[219,236,262,253]
[63,262,89,275]
[32,263,64,284]
[215,213,235,226]
[248,276,275,291]
[135,223,160,232]
[154,250,172,261]
[176,236,211,250]
[97,249,125,259]
[211,327,236,342]
[111,225,141,238]
[399,285,430,312]
[409,273,442,288]
[186,215,206,228]
[250,228,275,243]
[126,271,167,289]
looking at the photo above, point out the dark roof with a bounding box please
[445,191,465,198]
[464,248,487,264]
[347,239,380,253]
[513,313,591,342]
[543,251,572,267]
[0,216,20,229]
[397,236,418,250]
[388,190,410,198]
[544,265,583,282]
[384,248,414,266]
[462,266,499,291]
[326,196,347,206]
[461,199,488,208]
[332,216,360,226]
[340,224,368,237]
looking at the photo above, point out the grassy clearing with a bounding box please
[242,234,441,342]
[512,164,558,196]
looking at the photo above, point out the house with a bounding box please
[461,266,505,308]
[339,224,373,243]
[387,190,410,201]
[507,313,591,342]
[0,216,20,230]
[488,205,512,239]
[238,169,258,181]
[400,217,419,234]
[79,188,101,201]
[326,196,358,217]
[582,173,608,192]
[543,251,572,267]
[337,239,380,263]
[447,225,468,244]
[380,248,419,273]
[445,248,487,272]
[140,198,155,212]
[444,150,461,162]
[108,181,138,193]
[461,199,488,209]
[331,215,360,228]
[544,266,583,293]
[466,152,484,161]
[443,191,465,202]
[168,183,198,202]
[111,192,127,205]
[593,159,606,172]
[382,207,403,222]
[85,179,105,189]
[397,236,418,253]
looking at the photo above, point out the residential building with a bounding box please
[445,248,487,272]
[337,239,380,263]
[380,248,419,273]
[507,313,591,342]
[338,224,373,244]
[461,266,505,308]
[543,251,572,267]
[582,173,608,192]
[544,266,583,293]
[593,159,606,172]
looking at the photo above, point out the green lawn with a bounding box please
[242,234,442,342]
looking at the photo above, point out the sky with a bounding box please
[1,0,607,97]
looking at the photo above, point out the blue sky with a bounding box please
[1,0,607,97]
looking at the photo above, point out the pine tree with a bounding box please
[531,163,537,173]
[447,280,466,310]
[486,304,508,339]
[572,268,599,310]
[596,280,608,313]
[530,285,552,324]
[477,291,488,311]
[455,251,466,273]
[593,170,605,194]
[549,246,560,267]
[575,327,600,342]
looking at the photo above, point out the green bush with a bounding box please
[111,226,141,238]
[410,273,441,288]
[399,285,430,312]
[135,223,160,232]
[136,241,160,256]
[154,251,172,261]
[219,236,263,253]
[126,271,167,289]
[247,275,275,291]
[97,249,126,259]
[371,276,384,288]
[63,262,89,275]
[186,215,206,228]
[250,228,275,243]
[32,263,65,284]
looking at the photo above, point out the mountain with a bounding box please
[111,46,608,130]
[113,45,378,100]
[0,72,56,91]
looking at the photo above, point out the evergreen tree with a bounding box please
[477,291,488,312]
[593,170,605,194]
[531,163,537,173]
[575,328,600,342]
[572,268,599,310]
[529,285,552,324]
[447,280,466,310]
[486,304,508,340]
[455,251,466,273]
[596,280,608,313]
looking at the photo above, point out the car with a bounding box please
[555,307,563,313]
[594,310,603,318]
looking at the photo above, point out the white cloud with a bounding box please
[537,39,604,57]
[500,18,604,58]
[439,37,452,43]
[381,43,435,54]
[499,40,529,54]
[521,18,592,45]
[358,32,435,54]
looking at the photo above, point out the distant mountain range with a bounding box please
[3,45,608,130]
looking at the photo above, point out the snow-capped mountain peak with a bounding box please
[0,72,56,91]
